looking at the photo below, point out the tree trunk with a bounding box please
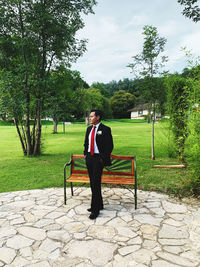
[53,119,58,133]
[151,119,155,160]
[151,105,156,160]
[33,120,42,155]
[147,107,151,123]
[14,118,26,155]
[33,101,42,155]
[31,116,37,150]
[25,91,32,156]
[19,3,33,156]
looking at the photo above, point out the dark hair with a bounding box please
[91,109,102,121]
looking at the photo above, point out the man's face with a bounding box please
[89,112,100,125]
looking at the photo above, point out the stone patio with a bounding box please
[0,187,200,266]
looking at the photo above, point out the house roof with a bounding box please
[128,103,149,112]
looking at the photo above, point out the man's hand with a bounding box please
[100,158,104,165]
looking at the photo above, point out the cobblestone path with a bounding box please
[0,187,200,266]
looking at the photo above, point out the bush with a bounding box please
[166,75,190,161]
[184,112,200,195]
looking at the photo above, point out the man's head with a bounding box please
[89,110,102,125]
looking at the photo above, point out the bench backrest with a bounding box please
[70,154,136,178]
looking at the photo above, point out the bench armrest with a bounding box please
[64,159,72,180]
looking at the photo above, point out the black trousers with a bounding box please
[86,153,104,212]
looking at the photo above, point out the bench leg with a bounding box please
[71,182,74,196]
[135,185,137,210]
[64,179,67,205]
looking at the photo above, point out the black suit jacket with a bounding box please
[84,123,114,166]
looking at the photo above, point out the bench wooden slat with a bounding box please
[72,154,134,160]
[68,175,135,185]
[72,170,134,176]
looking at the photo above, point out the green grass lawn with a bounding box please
[0,120,189,196]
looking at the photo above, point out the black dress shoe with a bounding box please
[89,212,99,220]
[87,207,103,212]
[87,208,92,212]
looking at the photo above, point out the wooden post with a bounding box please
[153,165,185,168]
[63,122,65,133]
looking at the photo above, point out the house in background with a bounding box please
[128,103,161,120]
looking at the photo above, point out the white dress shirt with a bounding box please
[88,122,101,154]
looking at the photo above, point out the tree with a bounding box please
[181,50,200,194]
[110,90,135,118]
[0,71,25,122]
[91,82,112,119]
[178,0,200,22]
[139,76,167,117]
[71,88,87,120]
[102,97,112,119]
[44,67,88,133]
[128,25,168,78]
[84,88,104,123]
[166,75,190,161]
[91,82,110,97]
[71,88,104,123]
[0,0,96,155]
[128,25,168,159]
[44,67,81,134]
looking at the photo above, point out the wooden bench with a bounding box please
[64,154,137,209]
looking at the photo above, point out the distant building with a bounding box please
[128,103,161,120]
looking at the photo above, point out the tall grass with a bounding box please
[155,120,177,158]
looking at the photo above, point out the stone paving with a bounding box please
[0,187,200,267]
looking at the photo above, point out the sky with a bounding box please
[71,0,200,85]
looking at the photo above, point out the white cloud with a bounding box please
[126,15,148,28]
[181,32,200,55]
[72,0,200,84]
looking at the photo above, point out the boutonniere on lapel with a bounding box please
[96,130,102,135]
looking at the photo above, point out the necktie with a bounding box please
[90,126,96,155]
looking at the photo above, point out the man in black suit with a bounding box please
[84,110,114,219]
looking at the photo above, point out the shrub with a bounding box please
[166,75,190,161]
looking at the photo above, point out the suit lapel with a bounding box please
[96,123,104,144]
[97,123,103,131]
[87,125,92,135]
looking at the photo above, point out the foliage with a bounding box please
[110,90,135,118]
[91,82,110,97]
[127,25,168,112]
[182,51,200,194]
[139,76,167,115]
[184,113,200,195]
[93,77,167,114]
[178,0,200,22]
[0,71,25,121]
[71,88,87,120]
[127,25,168,78]
[166,75,190,161]
[128,25,168,160]
[71,87,105,120]
[0,0,96,155]
[127,25,168,110]
[44,67,78,133]
[102,97,112,119]
[44,67,88,133]
[100,78,142,107]
[85,88,104,113]
[156,120,178,158]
